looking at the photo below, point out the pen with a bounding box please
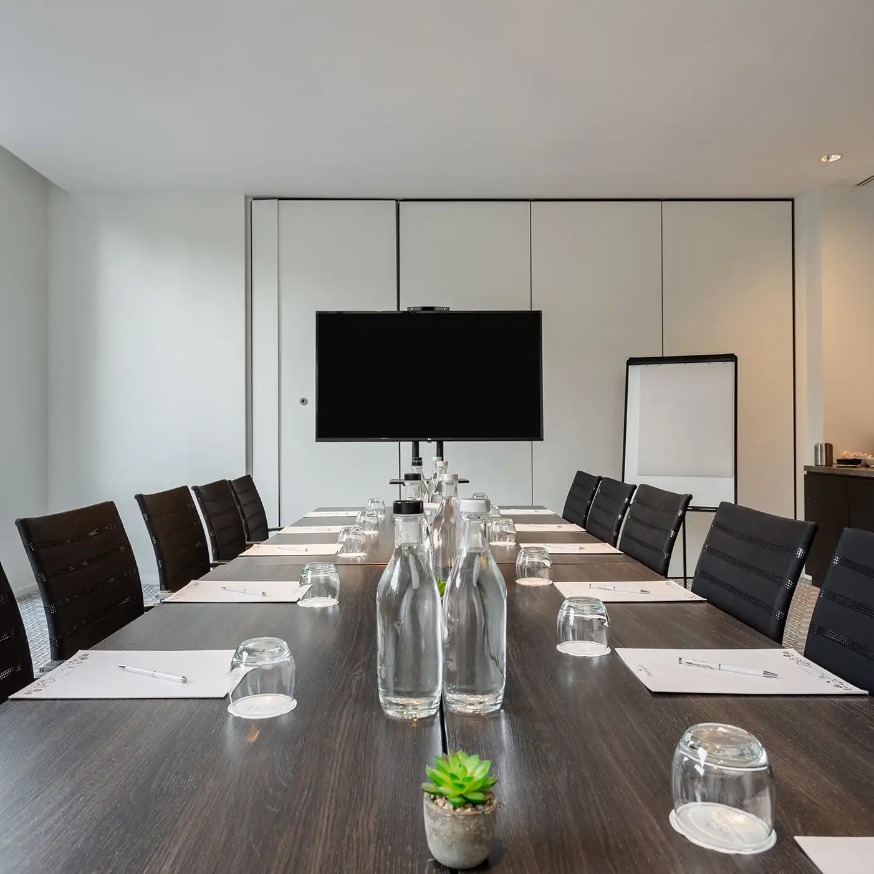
[678,657,778,679]
[589,584,651,595]
[118,665,188,683]
[222,586,267,597]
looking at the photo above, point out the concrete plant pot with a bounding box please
[423,793,497,869]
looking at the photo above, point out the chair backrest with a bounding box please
[584,478,637,546]
[618,484,692,577]
[562,471,601,527]
[229,475,269,542]
[135,486,210,592]
[0,561,34,701]
[805,528,874,692]
[691,501,817,642]
[191,479,247,561]
[15,501,144,661]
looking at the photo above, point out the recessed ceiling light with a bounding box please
[820,154,842,163]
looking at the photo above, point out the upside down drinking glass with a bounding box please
[671,723,776,853]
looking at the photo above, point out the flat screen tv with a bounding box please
[315,310,543,441]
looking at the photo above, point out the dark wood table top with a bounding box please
[0,562,443,873]
[444,565,874,873]
[3,502,873,873]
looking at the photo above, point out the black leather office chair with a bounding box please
[805,528,874,692]
[192,479,247,561]
[618,484,692,577]
[0,561,34,701]
[136,486,211,592]
[229,475,277,543]
[691,502,817,642]
[16,501,144,661]
[562,471,601,527]
[584,478,637,546]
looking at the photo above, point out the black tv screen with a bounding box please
[316,310,543,441]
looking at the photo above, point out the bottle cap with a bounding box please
[432,456,443,463]
[440,473,459,483]
[460,498,489,514]
[403,472,422,481]
[393,500,423,515]
[412,456,423,466]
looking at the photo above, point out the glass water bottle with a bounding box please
[376,500,443,719]
[427,456,443,499]
[403,472,427,502]
[431,459,449,499]
[443,499,507,715]
[431,473,462,585]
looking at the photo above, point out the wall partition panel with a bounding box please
[398,201,532,503]
[250,199,280,525]
[662,201,794,577]
[531,202,663,516]
[275,200,399,522]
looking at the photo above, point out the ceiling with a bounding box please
[1,0,873,197]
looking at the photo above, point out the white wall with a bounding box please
[819,186,874,455]
[48,192,247,587]
[531,202,662,514]
[0,147,51,593]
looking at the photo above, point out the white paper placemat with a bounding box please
[796,837,874,874]
[555,580,704,602]
[305,510,360,518]
[242,542,341,557]
[616,648,867,695]
[523,542,620,555]
[501,508,554,515]
[278,525,343,534]
[164,579,304,603]
[516,523,583,532]
[11,650,234,699]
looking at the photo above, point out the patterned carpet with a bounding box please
[16,580,819,671]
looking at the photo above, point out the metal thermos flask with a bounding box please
[814,443,834,466]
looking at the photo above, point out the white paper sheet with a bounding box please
[523,542,621,555]
[615,648,867,695]
[796,837,874,874]
[501,508,554,515]
[242,542,341,557]
[164,579,304,603]
[554,580,704,602]
[305,510,360,518]
[10,649,235,699]
[516,523,583,532]
[278,525,343,534]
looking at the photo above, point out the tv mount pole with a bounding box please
[407,307,448,466]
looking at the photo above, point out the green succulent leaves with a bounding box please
[422,751,497,807]
[436,578,447,597]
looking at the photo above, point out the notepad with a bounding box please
[164,579,305,603]
[242,542,341,557]
[516,523,583,532]
[795,837,874,874]
[278,525,343,534]
[555,580,704,602]
[11,650,234,699]
[524,542,621,555]
[305,510,360,518]
[616,648,867,695]
[501,508,554,515]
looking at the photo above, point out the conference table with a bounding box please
[0,506,873,873]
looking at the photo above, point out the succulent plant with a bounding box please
[422,751,497,807]
[436,577,446,597]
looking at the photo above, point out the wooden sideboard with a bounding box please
[804,464,874,585]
